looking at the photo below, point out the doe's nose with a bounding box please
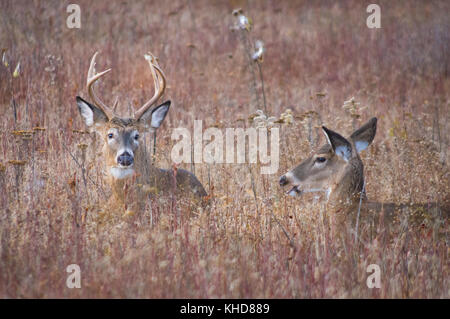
[117,151,134,167]
[279,175,288,186]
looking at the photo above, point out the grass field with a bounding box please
[0,0,448,298]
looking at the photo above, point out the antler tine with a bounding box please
[134,52,167,119]
[147,52,165,93]
[113,96,119,112]
[87,52,115,119]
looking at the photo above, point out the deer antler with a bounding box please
[134,52,166,119]
[87,52,115,119]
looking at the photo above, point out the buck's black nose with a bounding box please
[117,151,134,167]
[279,175,288,186]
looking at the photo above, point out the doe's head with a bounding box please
[279,117,377,200]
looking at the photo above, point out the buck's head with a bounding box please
[279,118,377,202]
[76,52,169,180]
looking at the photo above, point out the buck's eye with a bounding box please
[107,133,114,139]
[315,157,326,163]
[134,134,139,140]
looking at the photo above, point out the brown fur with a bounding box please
[103,122,206,212]
[280,117,448,239]
[76,97,207,217]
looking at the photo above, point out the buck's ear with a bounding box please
[350,117,377,153]
[139,100,170,129]
[322,126,352,161]
[76,96,108,127]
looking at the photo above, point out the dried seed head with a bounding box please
[8,160,27,166]
[2,50,8,67]
[13,62,20,77]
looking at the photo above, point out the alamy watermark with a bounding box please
[171,121,279,175]
[66,264,81,288]
[366,4,381,29]
[66,4,81,29]
[366,264,381,289]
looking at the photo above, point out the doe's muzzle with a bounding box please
[279,175,288,186]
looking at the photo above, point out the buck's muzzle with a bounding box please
[117,151,134,167]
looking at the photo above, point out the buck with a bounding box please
[75,52,207,213]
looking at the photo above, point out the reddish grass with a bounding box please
[0,0,448,298]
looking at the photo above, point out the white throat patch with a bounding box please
[110,167,134,179]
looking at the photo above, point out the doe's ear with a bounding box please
[350,117,377,153]
[322,126,352,161]
[139,100,171,129]
[76,96,108,127]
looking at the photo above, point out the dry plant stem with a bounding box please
[307,116,313,146]
[256,61,267,114]
[191,142,195,175]
[248,165,259,216]
[354,181,365,243]
[13,165,22,203]
[7,66,17,127]
[152,131,157,164]
[208,164,211,194]
[11,98,17,128]
[79,146,89,204]
[141,134,150,179]
[271,208,295,251]
[61,142,107,200]
[432,101,446,165]
[0,170,6,208]
[171,166,179,228]
[239,30,260,109]
[432,101,440,148]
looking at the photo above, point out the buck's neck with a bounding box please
[106,146,170,204]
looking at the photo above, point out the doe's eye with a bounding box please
[134,134,139,140]
[107,133,114,139]
[315,157,326,163]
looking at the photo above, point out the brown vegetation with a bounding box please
[0,0,448,298]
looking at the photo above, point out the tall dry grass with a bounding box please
[0,0,448,298]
